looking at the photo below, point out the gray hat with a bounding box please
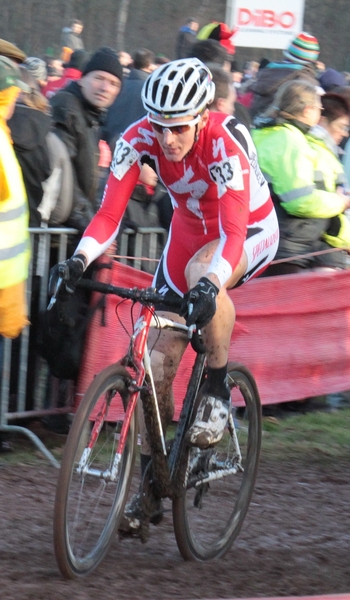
[24,56,47,82]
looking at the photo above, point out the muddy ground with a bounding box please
[0,429,349,600]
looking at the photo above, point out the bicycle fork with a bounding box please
[77,382,140,482]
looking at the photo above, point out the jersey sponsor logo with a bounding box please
[130,126,156,148]
[209,155,244,197]
[110,139,139,180]
[212,136,227,161]
[168,166,208,199]
[250,151,265,187]
[168,166,209,231]
[252,228,279,260]
[157,284,169,296]
[239,257,267,284]
[133,316,147,337]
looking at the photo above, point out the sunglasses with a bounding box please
[148,113,201,135]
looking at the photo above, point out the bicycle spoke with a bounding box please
[54,365,137,578]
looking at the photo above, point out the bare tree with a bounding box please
[197,0,214,18]
[115,0,131,52]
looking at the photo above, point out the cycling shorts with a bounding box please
[153,209,279,313]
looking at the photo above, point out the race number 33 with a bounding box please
[111,139,139,180]
[209,155,244,197]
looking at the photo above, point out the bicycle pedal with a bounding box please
[118,515,150,543]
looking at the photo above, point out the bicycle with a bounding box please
[52,276,262,578]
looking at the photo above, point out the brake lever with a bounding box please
[187,290,199,339]
[187,323,196,339]
[47,275,64,310]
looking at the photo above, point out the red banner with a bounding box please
[76,262,350,418]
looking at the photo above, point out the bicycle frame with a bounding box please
[83,301,192,487]
[53,278,262,576]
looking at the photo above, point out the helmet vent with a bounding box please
[184,84,197,106]
[172,82,183,106]
[161,85,170,106]
[184,67,194,81]
[158,65,169,77]
[152,79,160,103]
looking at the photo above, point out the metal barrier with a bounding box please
[0,227,78,467]
[118,226,168,274]
[0,226,167,467]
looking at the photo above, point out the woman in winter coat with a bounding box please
[252,79,350,274]
[8,67,73,229]
[307,92,350,251]
[8,67,52,228]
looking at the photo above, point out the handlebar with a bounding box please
[76,278,183,309]
[48,275,205,350]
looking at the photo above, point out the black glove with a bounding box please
[180,277,219,330]
[49,254,87,296]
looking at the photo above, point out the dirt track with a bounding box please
[0,447,349,600]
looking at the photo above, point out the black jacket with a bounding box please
[175,26,196,59]
[50,80,105,232]
[8,104,51,227]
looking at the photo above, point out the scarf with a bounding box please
[0,86,21,140]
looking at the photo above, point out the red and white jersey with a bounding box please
[77,112,275,289]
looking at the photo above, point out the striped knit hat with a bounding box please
[283,32,320,65]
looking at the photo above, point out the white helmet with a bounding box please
[141,58,215,118]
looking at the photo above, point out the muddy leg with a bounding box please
[139,314,188,456]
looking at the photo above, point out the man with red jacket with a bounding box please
[42,50,87,99]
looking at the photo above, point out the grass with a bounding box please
[261,407,350,460]
[0,422,67,466]
[1,406,350,467]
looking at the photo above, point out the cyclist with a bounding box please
[50,58,278,458]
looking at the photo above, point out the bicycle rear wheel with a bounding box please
[54,364,138,578]
[172,362,261,561]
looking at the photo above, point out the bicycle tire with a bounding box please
[172,361,261,561]
[54,364,138,578]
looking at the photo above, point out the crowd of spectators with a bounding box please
[1,16,350,448]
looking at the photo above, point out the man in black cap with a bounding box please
[50,46,123,233]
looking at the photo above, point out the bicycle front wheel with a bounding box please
[172,362,261,561]
[54,364,138,578]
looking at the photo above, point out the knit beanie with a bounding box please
[24,57,48,82]
[82,47,123,82]
[319,68,346,92]
[283,32,320,65]
[65,49,88,72]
